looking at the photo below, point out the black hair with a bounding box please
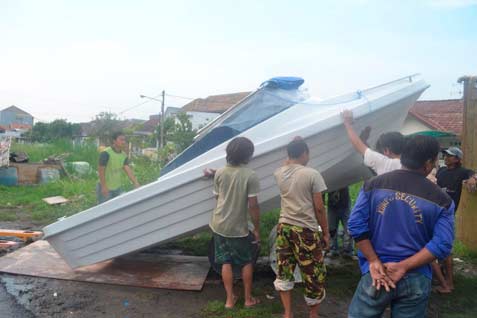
[375,132,404,155]
[111,131,125,142]
[400,135,440,170]
[287,139,309,159]
[226,137,254,166]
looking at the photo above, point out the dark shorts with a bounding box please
[96,183,123,204]
[213,233,253,265]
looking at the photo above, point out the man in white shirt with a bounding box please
[342,110,404,175]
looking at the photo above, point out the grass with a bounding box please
[453,240,477,264]
[1,140,161,224]
[11,140,99,168]
[201,300,283,318]
[431,275,477,317]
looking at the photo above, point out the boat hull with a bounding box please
[44,77,428,268]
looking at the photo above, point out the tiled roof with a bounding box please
[409,99,463,135]
[9,123,32,130]
[0,105,33,117]
[182,92,251,113]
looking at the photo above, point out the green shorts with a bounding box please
[275,223,326,301]
[213,233,253,265]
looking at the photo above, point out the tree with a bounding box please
[27,119,79,142]
[89,112,122,145]
[170,112,196,153]
[154,116,176,147]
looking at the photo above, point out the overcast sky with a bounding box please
[1,0,476,123]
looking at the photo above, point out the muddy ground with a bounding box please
[0,218,475,317]
[1,256,474,318]
[0,266,353,318]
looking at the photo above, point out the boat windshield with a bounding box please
[160,77,307,175]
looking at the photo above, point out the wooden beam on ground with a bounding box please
[0,230,43,241]
[456,75,477,251]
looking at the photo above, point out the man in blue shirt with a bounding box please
[348,135,455,318]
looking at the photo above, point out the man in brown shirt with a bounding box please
[274,138,330,318]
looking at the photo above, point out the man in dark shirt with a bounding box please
[327,187,353,257]
[433,146,474,293]
[437,147,474,210]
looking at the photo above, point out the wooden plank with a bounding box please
[0,230,43,241]
[0,241,210,291]
[42,196,69,205]
[456,75,477,251]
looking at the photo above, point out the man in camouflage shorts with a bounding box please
[274,138,330,318]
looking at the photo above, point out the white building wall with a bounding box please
[400,115,433,136]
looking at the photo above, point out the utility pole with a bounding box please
[139,93,165,150]
[160,90,165,148]
[455,75,477,251]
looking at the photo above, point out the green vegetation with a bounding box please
[431,275,477,317]
[25,119,81,143]
[1,140,161,224]
[453,240,477,263]
[12,140,99,166]
[201,299,283,318]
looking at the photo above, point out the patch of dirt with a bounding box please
[0,207,43,231]
[0,255,474,317]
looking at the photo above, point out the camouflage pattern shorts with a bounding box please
[275,223,326,301]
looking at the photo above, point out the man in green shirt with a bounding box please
[208,136,261,309]
[97,132,140,203]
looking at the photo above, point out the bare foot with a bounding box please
[244,296,261,308]
[225,295,238,309]
[435,286,452,294]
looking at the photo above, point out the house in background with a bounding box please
[401,99,463,148]
[182,92,251,113]
[0,106,34,130]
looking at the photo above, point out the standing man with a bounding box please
[326,187,354,257]
[342,110,403,175]
[97,132,140,203]
[274,138,330,318]
[348,135,455,318]
[209,137,261,309]
[432,146,475,293]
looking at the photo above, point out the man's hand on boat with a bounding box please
[341,109,354,125]
[203,168,217,178]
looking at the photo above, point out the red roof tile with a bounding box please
[409,99,463,135]
[9,123,32,130]
[182,92,251,113]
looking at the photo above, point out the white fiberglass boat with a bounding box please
[43,74,429,268]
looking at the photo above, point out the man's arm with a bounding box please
[348,188,395,291]
[342,110,369,155]
[98,152,109,197]
[248,196,260,243]
[312,192,330,250]
[123,165,140,188]
[98,165,108,197]
[356,239,395,291]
